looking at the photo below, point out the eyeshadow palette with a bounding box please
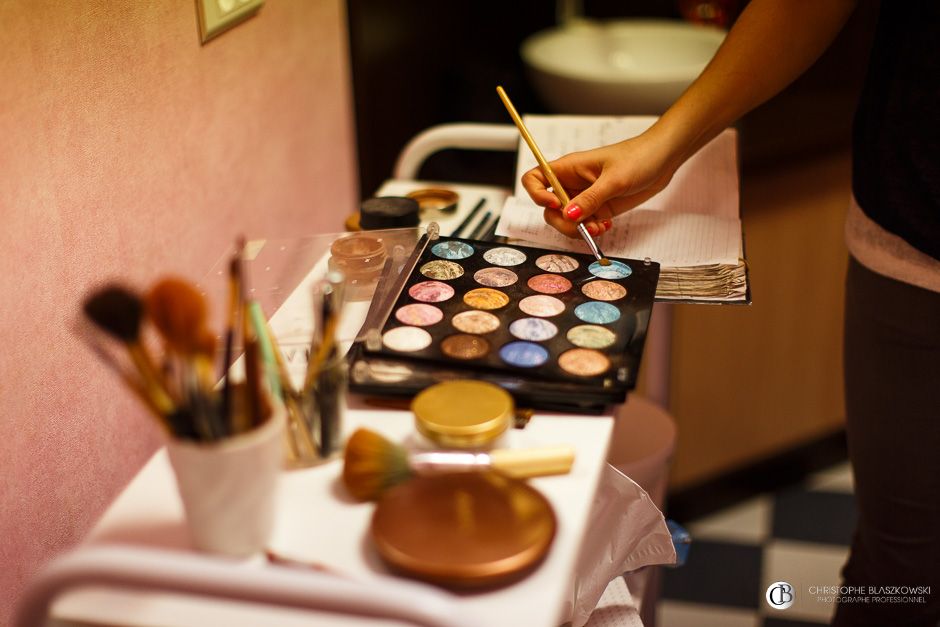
[348,233,659,413]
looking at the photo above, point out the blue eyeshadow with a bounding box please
[574,301,621,324]
[499,341,550,368]
[588,260,632,279]
[431,241,474,260]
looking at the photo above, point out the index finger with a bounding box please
[521,167,561,208]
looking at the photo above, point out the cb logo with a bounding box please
[766,581,795,610]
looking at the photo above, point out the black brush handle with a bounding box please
[449,197,486,238]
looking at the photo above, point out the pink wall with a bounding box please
[0,0,357,620]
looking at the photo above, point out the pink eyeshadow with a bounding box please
[527,273,573,295]
[408,280,455,303]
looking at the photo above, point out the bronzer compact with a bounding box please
[348,224,659,413]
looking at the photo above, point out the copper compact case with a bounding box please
[370,471,556,588]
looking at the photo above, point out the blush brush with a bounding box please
[342,428,576,501]
[145,277,225,438]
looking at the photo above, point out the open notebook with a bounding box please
[495,115,749,303]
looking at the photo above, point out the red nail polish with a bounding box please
[603,219,613,229]
[548,198,560,209]
[566,204,582,220]
[587,224,599,236]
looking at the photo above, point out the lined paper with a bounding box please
[497,198,741,266]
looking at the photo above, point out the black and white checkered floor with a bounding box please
[658,461,856,626]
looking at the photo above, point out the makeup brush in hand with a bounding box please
[342,428,576,501]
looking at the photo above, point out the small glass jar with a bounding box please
[328,234,387,301]
[410,380,514,450]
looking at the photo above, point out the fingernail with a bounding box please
[603,219,613,229]
[586,223,599,236]
[548,198,560,209]
[565,204,582,220]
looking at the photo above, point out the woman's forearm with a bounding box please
[649,0,859,166]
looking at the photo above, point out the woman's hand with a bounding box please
[521,131,679,238]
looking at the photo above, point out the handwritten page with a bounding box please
[497,198,742,266]
[509,115,739,219]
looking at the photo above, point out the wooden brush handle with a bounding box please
[489,446,575,478]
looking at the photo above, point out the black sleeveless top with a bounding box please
[852,1,940,261]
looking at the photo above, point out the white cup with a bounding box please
[167,404,285,556]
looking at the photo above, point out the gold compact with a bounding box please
[406,188,459,218]
[411,380,513,449]
[370,471,556,588]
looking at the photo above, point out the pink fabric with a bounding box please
[0,1,357,622]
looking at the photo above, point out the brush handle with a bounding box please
[496,86,570,207]
[496,85,606,263]
[409,446,575,478]
[489,446,575,478]
[127,342,175,415]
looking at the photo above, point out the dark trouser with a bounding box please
[834,257,940,626]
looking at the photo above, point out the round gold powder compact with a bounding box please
[370,471,557,588]
[407,188,459,221]
[411,380,513,449]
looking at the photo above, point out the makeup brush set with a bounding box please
[80,239,347,463]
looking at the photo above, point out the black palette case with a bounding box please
[347,232,659,414]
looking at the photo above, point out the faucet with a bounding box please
[556,0,584,26]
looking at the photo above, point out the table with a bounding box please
[52,403,615,626]
[48,182,668,626]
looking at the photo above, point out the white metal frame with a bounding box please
[16,545,476,627]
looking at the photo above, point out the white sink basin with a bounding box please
[521,19,725,115]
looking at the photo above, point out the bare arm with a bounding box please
[523,0,859,237]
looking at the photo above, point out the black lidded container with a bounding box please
[359,197,420,230]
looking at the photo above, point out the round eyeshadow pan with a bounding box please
[535,254,579,273]
[440,334,490,360]
[588,260,632,280]
[463,288,510,310]
[451,310,501,334]
[567,324,617,349]
[431,241,474,260]
[366,360,414,383]
[509,318,558,342]
[394,303,443,327]
[420,260,464,281]
[558,348,611,377]
[527,273,573,295]
[408,280,455,303]
[581,280,627,301]
[473,267,518,288]
[382,326,433,352]
[574,301,621,324]
[483,247,526,267]
[499,341,550,368]
[519,295,565,318]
